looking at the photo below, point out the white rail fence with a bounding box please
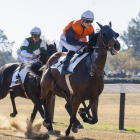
[51,84,140,130]
[103,84,140,130]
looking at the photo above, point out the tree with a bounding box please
[106,48,140,74]
[120,12,140,56]
[0,29,16,67]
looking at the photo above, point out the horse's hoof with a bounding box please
[43,121,49,128]
[77,124,84,129]
[71,126,78,133]
[48,130,55,134]
[10,112,17,117]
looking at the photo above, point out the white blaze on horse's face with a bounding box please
[113,37,117,42]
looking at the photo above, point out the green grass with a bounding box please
[53,122,69,127]
[53,122,140,133]
[124,125,140,133]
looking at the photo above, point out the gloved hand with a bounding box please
[79,42,88,47]
[32,55,38,59]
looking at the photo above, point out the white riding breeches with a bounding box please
[16,49,38,63]
[59,33,84,52]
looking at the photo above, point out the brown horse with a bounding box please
[40,22,120,136]
[0,44,57,131]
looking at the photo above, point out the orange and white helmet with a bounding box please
[81,10,94,20]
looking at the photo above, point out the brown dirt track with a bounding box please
[0,93,140,140]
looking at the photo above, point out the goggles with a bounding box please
[84,19,93,23]
[32,34,41,38]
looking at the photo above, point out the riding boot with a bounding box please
[60,50,75,75]
[14,64,23,84]
[14,73,22,84]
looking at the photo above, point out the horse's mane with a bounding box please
[25,44,58,78]
[86,32,99,53]
[25,62,44,78]
[88,32,99,46]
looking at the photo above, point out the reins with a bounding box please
[89,31,108,77]
[89,54,101,76]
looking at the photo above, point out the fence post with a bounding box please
[51,96,55,122]
[119,93,125,130]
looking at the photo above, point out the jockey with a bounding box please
[59,10,95,75]
[15,27,45,84]
[17,27,45,63]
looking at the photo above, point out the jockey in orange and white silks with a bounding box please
[59,10,95,75]
[17,27,45,63]
[59,10,95,52]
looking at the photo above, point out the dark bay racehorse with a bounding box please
[40,22,121,136]
[0,44,57,129]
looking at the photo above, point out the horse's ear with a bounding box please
[46,43,48,47]
[54,42,56,47]
[115,32,119,37]
[109,21,112,27]
[96,22,103,29]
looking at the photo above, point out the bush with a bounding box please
[104,78,140,84]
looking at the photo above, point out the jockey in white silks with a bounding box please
[59,10,95,75]
[14,27,45,84]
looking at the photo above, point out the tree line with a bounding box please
[106,11,140,74]
[0,11,140,74]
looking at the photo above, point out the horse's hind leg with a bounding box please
[88,97,98,124]
[9,91,18,117]
[82,102,92,118]
[78,102,92,122]
[0,87,9,100]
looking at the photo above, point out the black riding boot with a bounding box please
[60,51,75,75]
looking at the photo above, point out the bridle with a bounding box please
[89,31,116,77]
[37,49,57,64]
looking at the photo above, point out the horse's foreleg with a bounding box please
[9,91,18,117]
[31,95,45,119]
[65,103,80,136]
[40,70,54,101]
[65,104,84,130]
[43,91,54,134]
[30,106,38,123]
[88,97,98,124]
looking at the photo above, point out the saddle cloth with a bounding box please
[51,52,89,73]
[10,67,28,87]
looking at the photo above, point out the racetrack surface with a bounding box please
[0,93,140,140]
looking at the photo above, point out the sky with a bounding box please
[0,0,140,56]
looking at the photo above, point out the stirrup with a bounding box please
[14,79,22,84]
[60,69,73,75]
